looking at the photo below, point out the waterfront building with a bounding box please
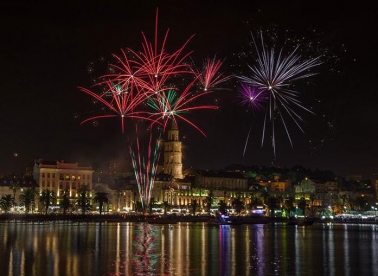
[32,159,94,201]
[0,176,38,208]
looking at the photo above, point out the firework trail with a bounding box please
[238,31,321,156]
[197,57,230,91]
[129,123,162,212]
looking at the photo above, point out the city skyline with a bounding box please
[1,1,377,178]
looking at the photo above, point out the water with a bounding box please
[1,221,378,276]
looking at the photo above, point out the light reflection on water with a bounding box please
[1,221,378,275]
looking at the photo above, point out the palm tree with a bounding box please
[9,182,20,206]
[93,192,109,215]
[232,197,244,215]
[39,189,56,215]
[218,200,227,215]
[267,196,279,217]
[309,193,316,216]
[162,201,170,215]
[190,199,200,216]
[250,196,262,209]
[340,194,348,213]
[284,196,296,217]
[19,188,37,213]
[76,185,91,215]
[0,194,13,213]
[206,190,214,214]
[297,196,307,216]
[60,188,72,215]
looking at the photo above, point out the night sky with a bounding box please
[1,1,377,178]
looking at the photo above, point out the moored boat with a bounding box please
[207,214,242,226]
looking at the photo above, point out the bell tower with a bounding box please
[163,120,183,179]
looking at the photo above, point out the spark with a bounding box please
[197,57,230,91]
[146,81,218,136]
[238,31,321,156]
[238,83,266,111]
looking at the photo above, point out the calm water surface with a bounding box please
[1,221,378,276]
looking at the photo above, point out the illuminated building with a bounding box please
[163,120,183,179]
[32,159,94,199]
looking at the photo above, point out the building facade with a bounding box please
[163,121,183,179]
[33,159,94,200]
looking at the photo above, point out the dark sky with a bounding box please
[0,1,377,178]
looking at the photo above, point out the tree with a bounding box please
[76,185,91,215]
[218,200,227,215]
[60,188,72,215]
[190,199,199,216]
[0,194,13,213]
[39,189,56,215]
[250,196,262,208]
[267,196,279,217]
[284,196,296,217]
[19,188,38,213]
[232,197,244,215]
[340,194,348,213]
[297,196,307,216]
[355,196,369,211]
[93,192,109,215]
[206,190,214,214]
[9,182,20,206]
[162,201,170,215]
[309,193,316,216]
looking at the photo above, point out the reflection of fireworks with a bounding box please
[132,223,159,275]
[238,31,321,156]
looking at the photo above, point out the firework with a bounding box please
[197,57,230,91]
[78,80,150,133]
[129,123,162,212]
[104,9,195,95]
[146,81,218,136]
[238,82,266,111]
[238,31,321,156]
[79,9,227,212]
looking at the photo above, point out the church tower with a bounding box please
[163,120,183,179]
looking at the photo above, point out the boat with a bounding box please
[287,216,314,226]
[207,215,242,226]
[207,219,242,226]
